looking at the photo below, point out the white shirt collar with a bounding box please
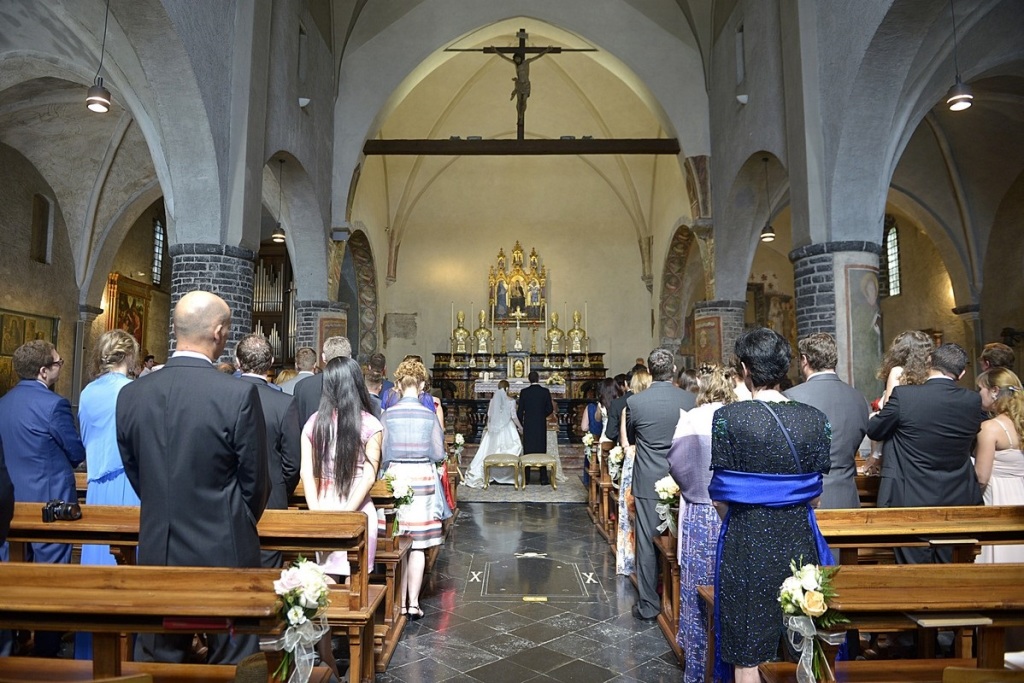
[807,370,837,379]
[172,350,214,363]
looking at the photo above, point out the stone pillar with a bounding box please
[72,305,103,409]
[693,300,746,365]
[789,241,882,395]
[169,244,256,360]
[952,304,982,379]
[294,300,349,354]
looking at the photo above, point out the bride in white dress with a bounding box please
[463,380,523,487]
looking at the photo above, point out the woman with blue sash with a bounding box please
[709,328,833,683]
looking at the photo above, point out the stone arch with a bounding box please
[658,225,702,348]
[346,230,379,357]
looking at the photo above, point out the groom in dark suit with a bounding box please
[627,348,694,621]
[117,291,270,663]
[517,371,554,484]
[785,333,868,509]
[867,343,983,563]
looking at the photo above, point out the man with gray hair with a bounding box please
[278,346,318,395]
[626,347,694,621]
[786,333,868,509]
[291,336,356,424]
[235,333,301,567]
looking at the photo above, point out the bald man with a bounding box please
[117,291,270,664]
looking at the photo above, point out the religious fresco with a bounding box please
[0,308,59,399]
[695,316,722,367]
[845,265,883,395]
[488,241,547,326]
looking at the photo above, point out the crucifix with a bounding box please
[510,306,526,351]
[448,28,595,140]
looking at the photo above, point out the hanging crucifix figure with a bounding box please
[449,28,594,140]
[493,43,553,138]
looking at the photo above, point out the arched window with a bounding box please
[152,215,166,286]
[30,194,53,264]
[880,214,901,297]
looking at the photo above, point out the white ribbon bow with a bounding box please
[655,502,676,534]
[281,615,329,683]
[784,615,844,683]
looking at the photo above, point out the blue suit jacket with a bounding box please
[0,380,85,503]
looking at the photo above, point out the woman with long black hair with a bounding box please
[300,356,383,566]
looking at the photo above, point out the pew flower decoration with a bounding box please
[453,433,465,461]
[778,560,849,683]
[272,557,331,682]
[654,475,680,535]
[581,432,595,456]
[383,471,415,537]
[607,446,625,484]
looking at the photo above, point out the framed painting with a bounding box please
[0,307,60,399]
[107,274,151,350]
[694,316,722,367]
[318,316,347,354]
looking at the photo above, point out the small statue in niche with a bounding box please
[472,309,494,355]
[567,310,586,354]
[453,310,470,354]
[545,312,565,355]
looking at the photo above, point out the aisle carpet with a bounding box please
[456,474,587,503]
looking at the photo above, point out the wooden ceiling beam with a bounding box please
[362,138,681,156]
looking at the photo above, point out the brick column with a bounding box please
[293,300,349,353]
[789,241,882,395]
[693,300,746,365]
[169,243,256,361]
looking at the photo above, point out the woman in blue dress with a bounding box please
[76,329,140,657]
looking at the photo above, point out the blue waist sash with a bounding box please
[708,469,835,682]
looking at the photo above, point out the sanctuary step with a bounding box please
[458,445,586,475]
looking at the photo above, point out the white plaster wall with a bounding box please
[359,154,657,375]
[879,215,968,365]
[0,143,81,397]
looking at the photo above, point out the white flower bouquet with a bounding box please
[382,471,415,537]
[581,432,595,449]
[778,560,849,682]
[607,445,625,483]
[272,557,331,682]
[653,475,680,535]
[452,433,465,460]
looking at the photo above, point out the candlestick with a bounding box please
[451,302,454,335]
[585,301,588,331]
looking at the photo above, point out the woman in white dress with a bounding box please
[463,380,523,487]
[975,367,1024,564]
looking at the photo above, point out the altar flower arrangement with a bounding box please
[607,445,625,483]
[272,557,331,682]
[778,560,850,682]
[382,471,415,537]
[546,372,565,385]
[654,475,680,535]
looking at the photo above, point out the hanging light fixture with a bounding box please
[86,0,112,113]
[760,157,776,243]
[271,159,286,243]
[944,0,973,111]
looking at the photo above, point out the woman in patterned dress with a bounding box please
[616,367,651,576]
[667,364,737,683]
[381,358,447,619]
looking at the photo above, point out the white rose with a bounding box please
[287,605,307,626]
[781,576,803,596]
[798,564,820,591]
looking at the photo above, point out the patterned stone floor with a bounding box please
[377,502,684,683]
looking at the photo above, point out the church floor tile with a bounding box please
[386,501,683,682]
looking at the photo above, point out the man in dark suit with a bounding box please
[867,343,983,563]
[785,333,868,509]
[117,291,270,663]
[235,333,301,568]
[626,348,694,621]
[604,370,637,445]
[277,345,317,395]
[291,336,374,425]
[517,371,554,484]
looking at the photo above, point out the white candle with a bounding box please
[451,302,454,332]
[585,301,588,330]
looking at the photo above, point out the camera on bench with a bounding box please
[41,499,82,523]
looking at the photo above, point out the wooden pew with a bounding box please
[0,657,335,682]
[652,506,1024,663]
[587,443,606,525]
[0,563,281,680]
[6,504,382,683]
[698,563,1024,681]
[815,505,1024,565]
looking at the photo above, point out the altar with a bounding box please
[435,243,607,444]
